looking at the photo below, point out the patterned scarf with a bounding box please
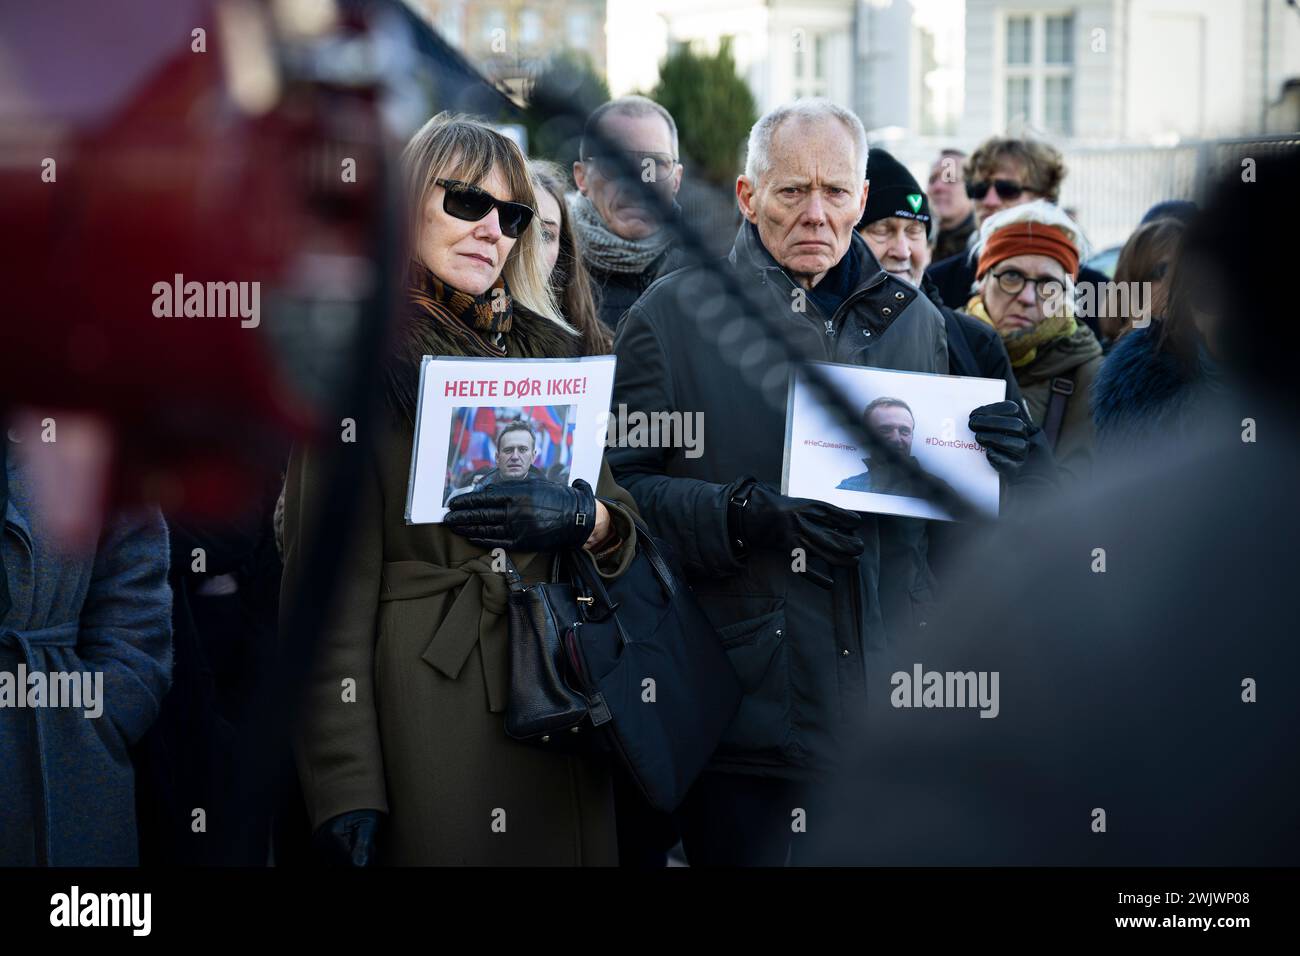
[966,294,1076,368]
[567,192,674,275]
[385,261,581,425]
[408,260,514,357]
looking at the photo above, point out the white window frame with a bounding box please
[997,10,1075,136]
[792,30,829,100]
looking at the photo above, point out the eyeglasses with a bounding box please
[435,178,535,238]
[966,178,1027,202]
[584,150,678,182]
[991,269,1066,302]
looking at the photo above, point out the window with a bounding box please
[1045,14,1073,65]
[793,31,829,98]
[1006,77,1031,125]
[1045,75,1072,132]
[566,11,592,48]
[1002,12,1075,135]
[1006,16,1032,66]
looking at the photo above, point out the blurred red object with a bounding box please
[0,0,399,523]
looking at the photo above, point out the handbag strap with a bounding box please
[566,549,618,618]
[494,508,676,609]
[627,512,676,598]
[595,508,674,598]
[498,550,566,589]
[1042,376,1074,451]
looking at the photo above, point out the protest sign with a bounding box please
[782,361,1006,520]
[405,355,617,524]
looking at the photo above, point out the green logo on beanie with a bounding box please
[906,193,923,213]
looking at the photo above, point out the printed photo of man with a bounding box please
[447,421,548,503]
[836,397,927,497]
[493,422,540,482]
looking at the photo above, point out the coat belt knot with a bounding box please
[379,554,523,713]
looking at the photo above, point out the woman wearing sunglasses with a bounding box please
[963,200,1104,487]
[281,113,641,866]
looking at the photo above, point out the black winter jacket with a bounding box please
[590,246,693,331]
[609,223,948,780]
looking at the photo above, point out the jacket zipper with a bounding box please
[766,269,887,359]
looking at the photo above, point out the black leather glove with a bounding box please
[445,478,598,552]
[314,809,383,867]
[732,479,864,567]
[969,400,1034,476]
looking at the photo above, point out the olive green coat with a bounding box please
[1017,323,1105,487]
[281,302,638,866]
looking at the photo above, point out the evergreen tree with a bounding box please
[651,39,758,184]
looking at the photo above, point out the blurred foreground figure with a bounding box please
[0,0,415,867]
[808,154,1300,866]
[0,0,396,537]
[1,434,173,866]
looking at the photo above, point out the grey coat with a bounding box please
[609,223,949,780]
[0,447,172,865]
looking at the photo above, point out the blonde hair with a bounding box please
[402,112,572,332]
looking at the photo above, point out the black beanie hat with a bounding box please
[858,148,931,230]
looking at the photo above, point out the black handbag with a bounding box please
[502,513,742,813]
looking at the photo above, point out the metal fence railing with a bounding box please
[1060,134,1300,250]
[886,132,1300,254]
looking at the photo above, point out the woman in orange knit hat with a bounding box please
[965,200,1103,485]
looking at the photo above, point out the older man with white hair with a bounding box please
[609,99,1022,866]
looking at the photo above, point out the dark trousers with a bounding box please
[612,764,679,867]
[676,771,810,867]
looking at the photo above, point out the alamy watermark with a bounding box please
[0,665,103,718]
[601,403,704,459]
[1045,280,1157,328]
[50,886,150,936]
[152,273,260,327]
[891,663,1000,718]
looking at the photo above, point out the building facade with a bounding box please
[962,0,1300,143]
[633,0,963,138]
[420,0,607,100]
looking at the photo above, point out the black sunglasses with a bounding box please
[435,178,535,238]
[966,178,1027,202]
